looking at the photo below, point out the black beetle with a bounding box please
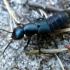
[12,12,69,39]
[0,11,70,54]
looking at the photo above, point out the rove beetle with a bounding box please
[0,11,70,54]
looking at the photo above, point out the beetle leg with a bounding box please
[46,34,57,48]
[24,36,31,50]
[37,35,41,54]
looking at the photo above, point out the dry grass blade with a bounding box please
[3,0,21,23]
[55,54,65,70]
[25,48,68,55]
[65,24,70,27]
[38,9,48,18]
[49,28,70,34]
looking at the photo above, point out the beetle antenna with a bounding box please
[0,39,13,55]
[0,29,12,33]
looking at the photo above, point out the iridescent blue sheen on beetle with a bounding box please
[12,12,69,40]
[1,11,70,54]
[24,23,38,36]
[12,27,24,40]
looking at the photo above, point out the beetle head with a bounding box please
[12,27,24,40]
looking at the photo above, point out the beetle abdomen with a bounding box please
[47,12,69,31]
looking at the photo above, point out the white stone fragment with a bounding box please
[10,0,26,4]
[2,59,5,64]
[31,10,40,19]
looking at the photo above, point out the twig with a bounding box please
[28,1,64,12]
[25,48,68,55]
[3,0,21,23]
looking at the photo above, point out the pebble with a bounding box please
[10,0,27,4]
[66,44,70,50]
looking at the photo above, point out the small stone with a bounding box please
[66,44,70,50]
[10,0,26,4]
[2,59,5,64]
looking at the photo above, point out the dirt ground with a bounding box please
[0,0,70,70]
